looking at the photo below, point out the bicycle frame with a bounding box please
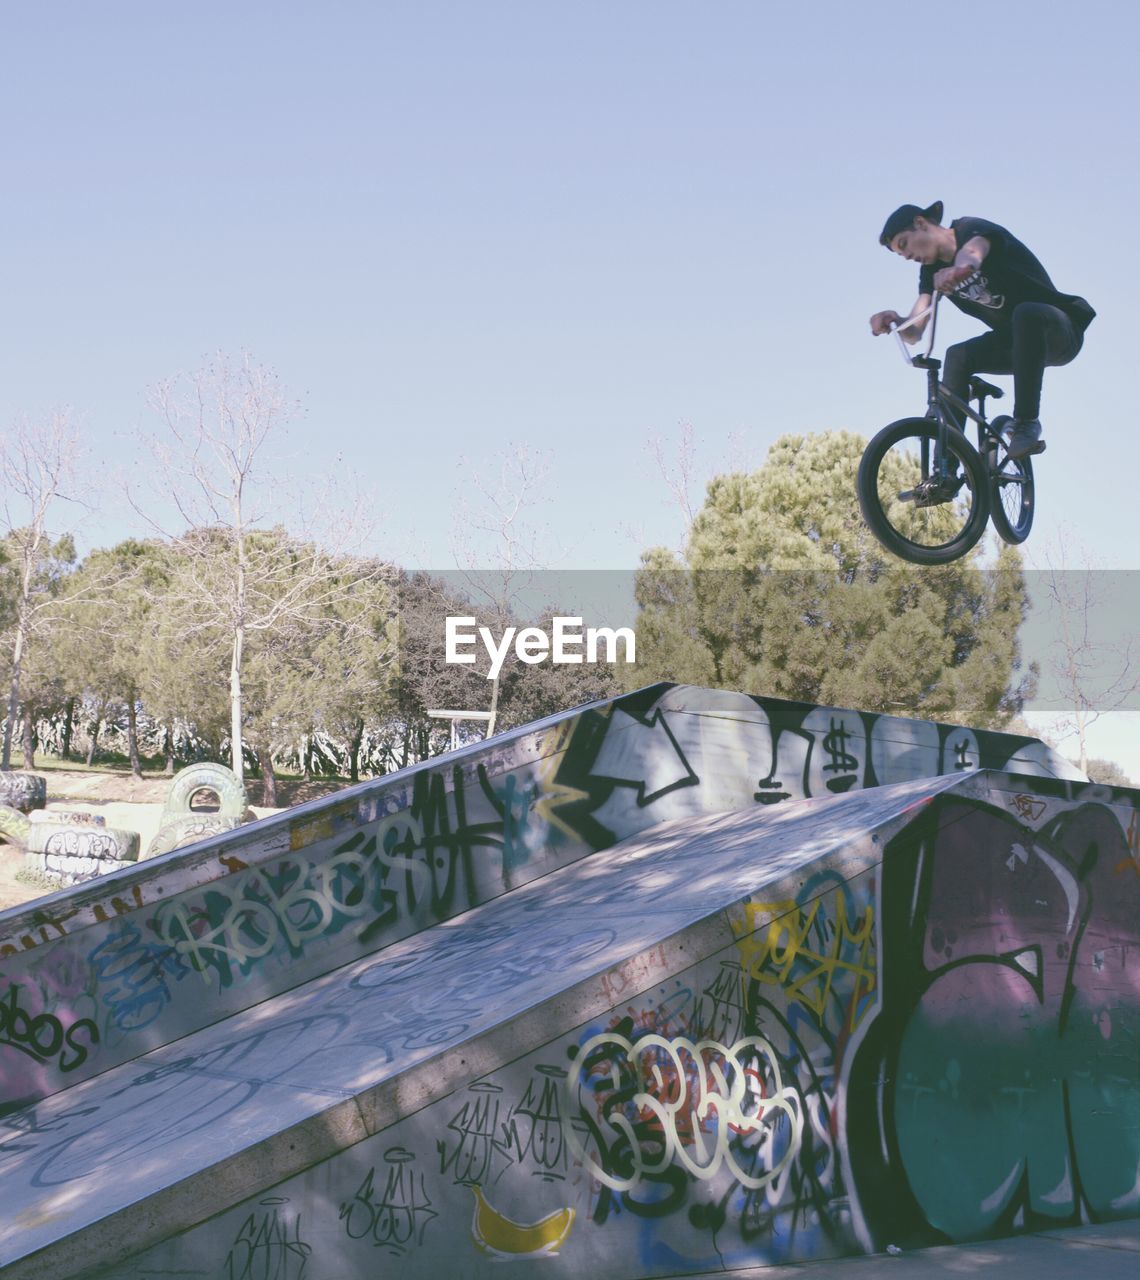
[861,292,1034,561]
[888,295,999,466]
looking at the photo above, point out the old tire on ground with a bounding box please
[0,805,31,846]
[25,822,140,860]
[28,808,106,827]
[26,822,141,886]
[0,773,47,814]
[147,813,242,858]
[162,763,248,821]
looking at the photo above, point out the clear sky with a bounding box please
[3,2,1139,765]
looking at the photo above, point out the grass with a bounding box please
[14,864,59,892]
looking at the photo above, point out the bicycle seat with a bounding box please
[969,376,1003,401]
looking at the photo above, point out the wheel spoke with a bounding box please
[872,439,980,552]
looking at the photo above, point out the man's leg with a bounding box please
[920,333,1012,496]
[942,332,1013,430]
[1010,301,1083,421]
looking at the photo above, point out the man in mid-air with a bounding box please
[870,200,1094,459]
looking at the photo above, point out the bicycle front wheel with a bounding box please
[857,418,990,564]
[986,418,1035,544]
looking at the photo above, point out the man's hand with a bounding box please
[870,310,903,336]
[934,263,976,293]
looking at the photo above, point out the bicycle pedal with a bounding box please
[907,476,964,508]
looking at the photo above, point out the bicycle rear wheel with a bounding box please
[985,416,1035,544]
[857,417,990,564]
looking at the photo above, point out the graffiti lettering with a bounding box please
[339,1149,437,1254]
[151,848,387,987]
[0,984,99,1072]
[224,1197,311,1280]
[438,1084,513,1186]
[88,922,189,1032]
[569,1033,802,1191]
[505,1066,569,1180]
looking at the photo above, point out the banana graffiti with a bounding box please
[469,1184,575,1257]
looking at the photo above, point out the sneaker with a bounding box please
[910,474,965,508]
[1006,419,1046,460]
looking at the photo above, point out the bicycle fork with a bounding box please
[897,360,960,505]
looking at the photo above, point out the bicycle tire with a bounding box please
[985,417,1035,544]
[857,417,990,564]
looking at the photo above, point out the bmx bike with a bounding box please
[857,294,1034,564]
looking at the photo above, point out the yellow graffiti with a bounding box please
[532,720,594,843]
[731,895,876,1026]
[469,1184,575,1257]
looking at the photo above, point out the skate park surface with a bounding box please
[0,682,1137,1279]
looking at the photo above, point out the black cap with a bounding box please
[879,200,944,247]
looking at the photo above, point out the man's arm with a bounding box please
[934,235,990,293]
[870,293,934,343]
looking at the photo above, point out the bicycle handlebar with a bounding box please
[888,294,940,366]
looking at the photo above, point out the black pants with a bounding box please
[942,302,1084,423]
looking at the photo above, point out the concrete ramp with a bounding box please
[1,683,1124,1277]
[0,683,1075,1111]
[3,766,1140,1277]
[0,774,958,1276]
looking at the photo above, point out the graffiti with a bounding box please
[597,945,669,1008]
[1012,793,1048,822]
[734,894,876,1028]
[151,850,382,988]
[439,1084,514,1187]
[692,963,747,1046]
[27,823,142,886]
[820,722,859,779]
[469,1182,575,1257]
[339,1148,437,1255]
[0,984,99,1073]
[0,905,79,960]
[588,707,698,806]
[439,1067,571,1189]
[42,829,121,859]
[88,922,190,1033]
[846,796,1140,1247]
[0,883,148,962]
[149,760,556,990]
[224,1197,311,1280]
[0,682,1073,1107]
[569,1031,803,1193]
[1,680,1109,1280]
[505,1066,570,1182]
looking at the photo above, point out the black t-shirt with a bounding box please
[918,216,1095,332]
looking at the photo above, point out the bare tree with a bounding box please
[0,412,85,770]
[133,352,388,784]
[450,443,556,737]
[634,423,757,556]
[1039,535,1139,775]
[649,422,701,538]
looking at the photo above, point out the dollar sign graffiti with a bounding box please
[822,719,858,775]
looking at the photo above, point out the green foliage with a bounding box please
[631,432,1035,727]
[1083,757,1135,787]
[391,572,619,761]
